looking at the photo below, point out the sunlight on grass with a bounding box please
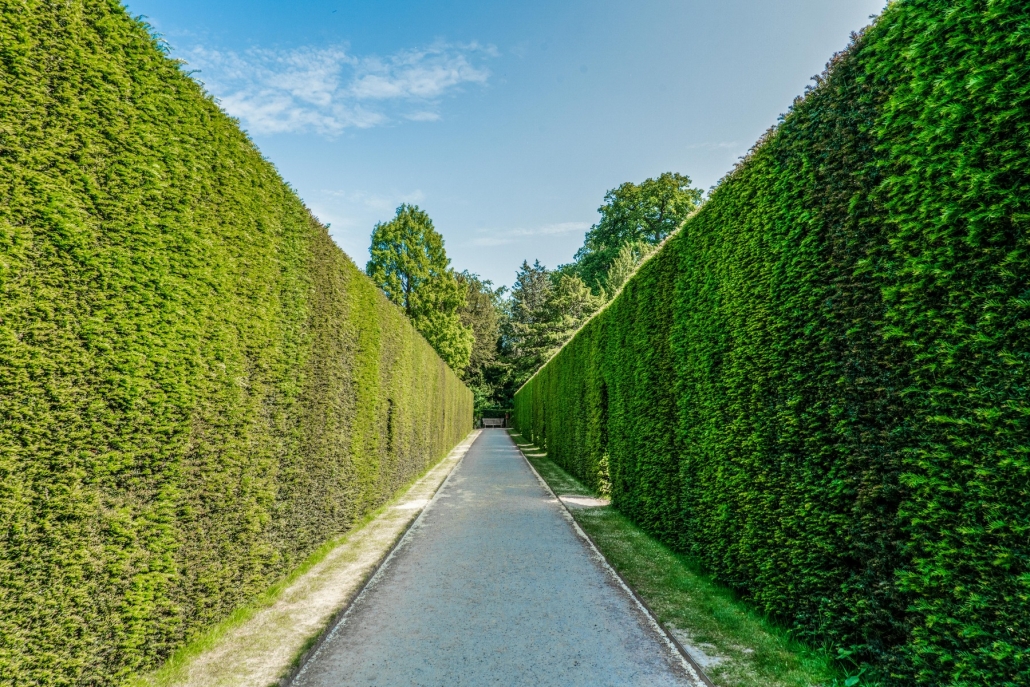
[509,431,870,687]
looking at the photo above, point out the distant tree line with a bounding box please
[365,172,702,413]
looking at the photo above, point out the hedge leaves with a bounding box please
[514,2,1029,684]
[0,1,471,683]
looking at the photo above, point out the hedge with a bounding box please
[514,1,1029,684]
[0,1,472,684]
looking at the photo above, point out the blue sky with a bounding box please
[127,0,887,289]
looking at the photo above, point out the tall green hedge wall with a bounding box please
[515,1,1029,684]
[0,1,472,684]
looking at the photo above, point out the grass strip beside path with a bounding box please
[510,431,870,687]
[133,431,482,687]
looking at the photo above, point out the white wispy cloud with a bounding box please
[186,42,495,135]
[319,189,428,217]
[687,141,742,150]
[520,222,591,236]
[405,111,442,122]
[471,222,590,247]
[472,236,517,247]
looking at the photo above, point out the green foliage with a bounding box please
[604,240,656,295]
[540,273,604,350]
[514,2,1030,685]
[366,204,474,372]
[501,260,602,393]
[455,271,507,412]
[571,172,703,292]
[501,260,555,385]
[0,2,472,684]
[517,437,847,687]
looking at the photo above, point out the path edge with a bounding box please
[509,432,717,687]
[277,429,482,687]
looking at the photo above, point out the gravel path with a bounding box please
[290,429,701,687]
[144,432,481,687]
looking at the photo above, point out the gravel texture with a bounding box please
[143,432,481,687]
[291,429,700,686]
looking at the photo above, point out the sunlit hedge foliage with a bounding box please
[0,1,471,683]
[515,1,1029,683]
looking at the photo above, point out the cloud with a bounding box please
[319,189,427,215]
[472,236,516,247]
[350,44,492,100]
[405,111,442,122]
[471,222,590,246]
[185,42,494,135]
[520,222,591,236]
[687,141,742,150]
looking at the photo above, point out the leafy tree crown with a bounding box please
[366,204,474,371]
[573,172,702,291]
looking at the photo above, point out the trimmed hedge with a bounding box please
[0,1,471,684]
[514,1,1029,684]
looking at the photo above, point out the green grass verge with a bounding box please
[510,432,875,687]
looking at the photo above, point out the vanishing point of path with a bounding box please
[291,429,702,687]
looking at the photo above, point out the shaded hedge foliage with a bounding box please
[0,1,471,684]
[514,1,1029,684]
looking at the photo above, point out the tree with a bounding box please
[456,271,504,382]
[604,240,656,295]
[572,172,703,292]
[539,272,603,351]
[455,271,507,409]
[500,261,601,392]
[502,260,553,380]
[366,204,474,372]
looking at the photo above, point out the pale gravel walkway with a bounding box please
[290,429,702,687]
[141,431,481,687]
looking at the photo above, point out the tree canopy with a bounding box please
[367,205,474,372]
[455,271,508,409]
[363,174,699,407]
[501,260,602,392]
[572,172,703,292]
